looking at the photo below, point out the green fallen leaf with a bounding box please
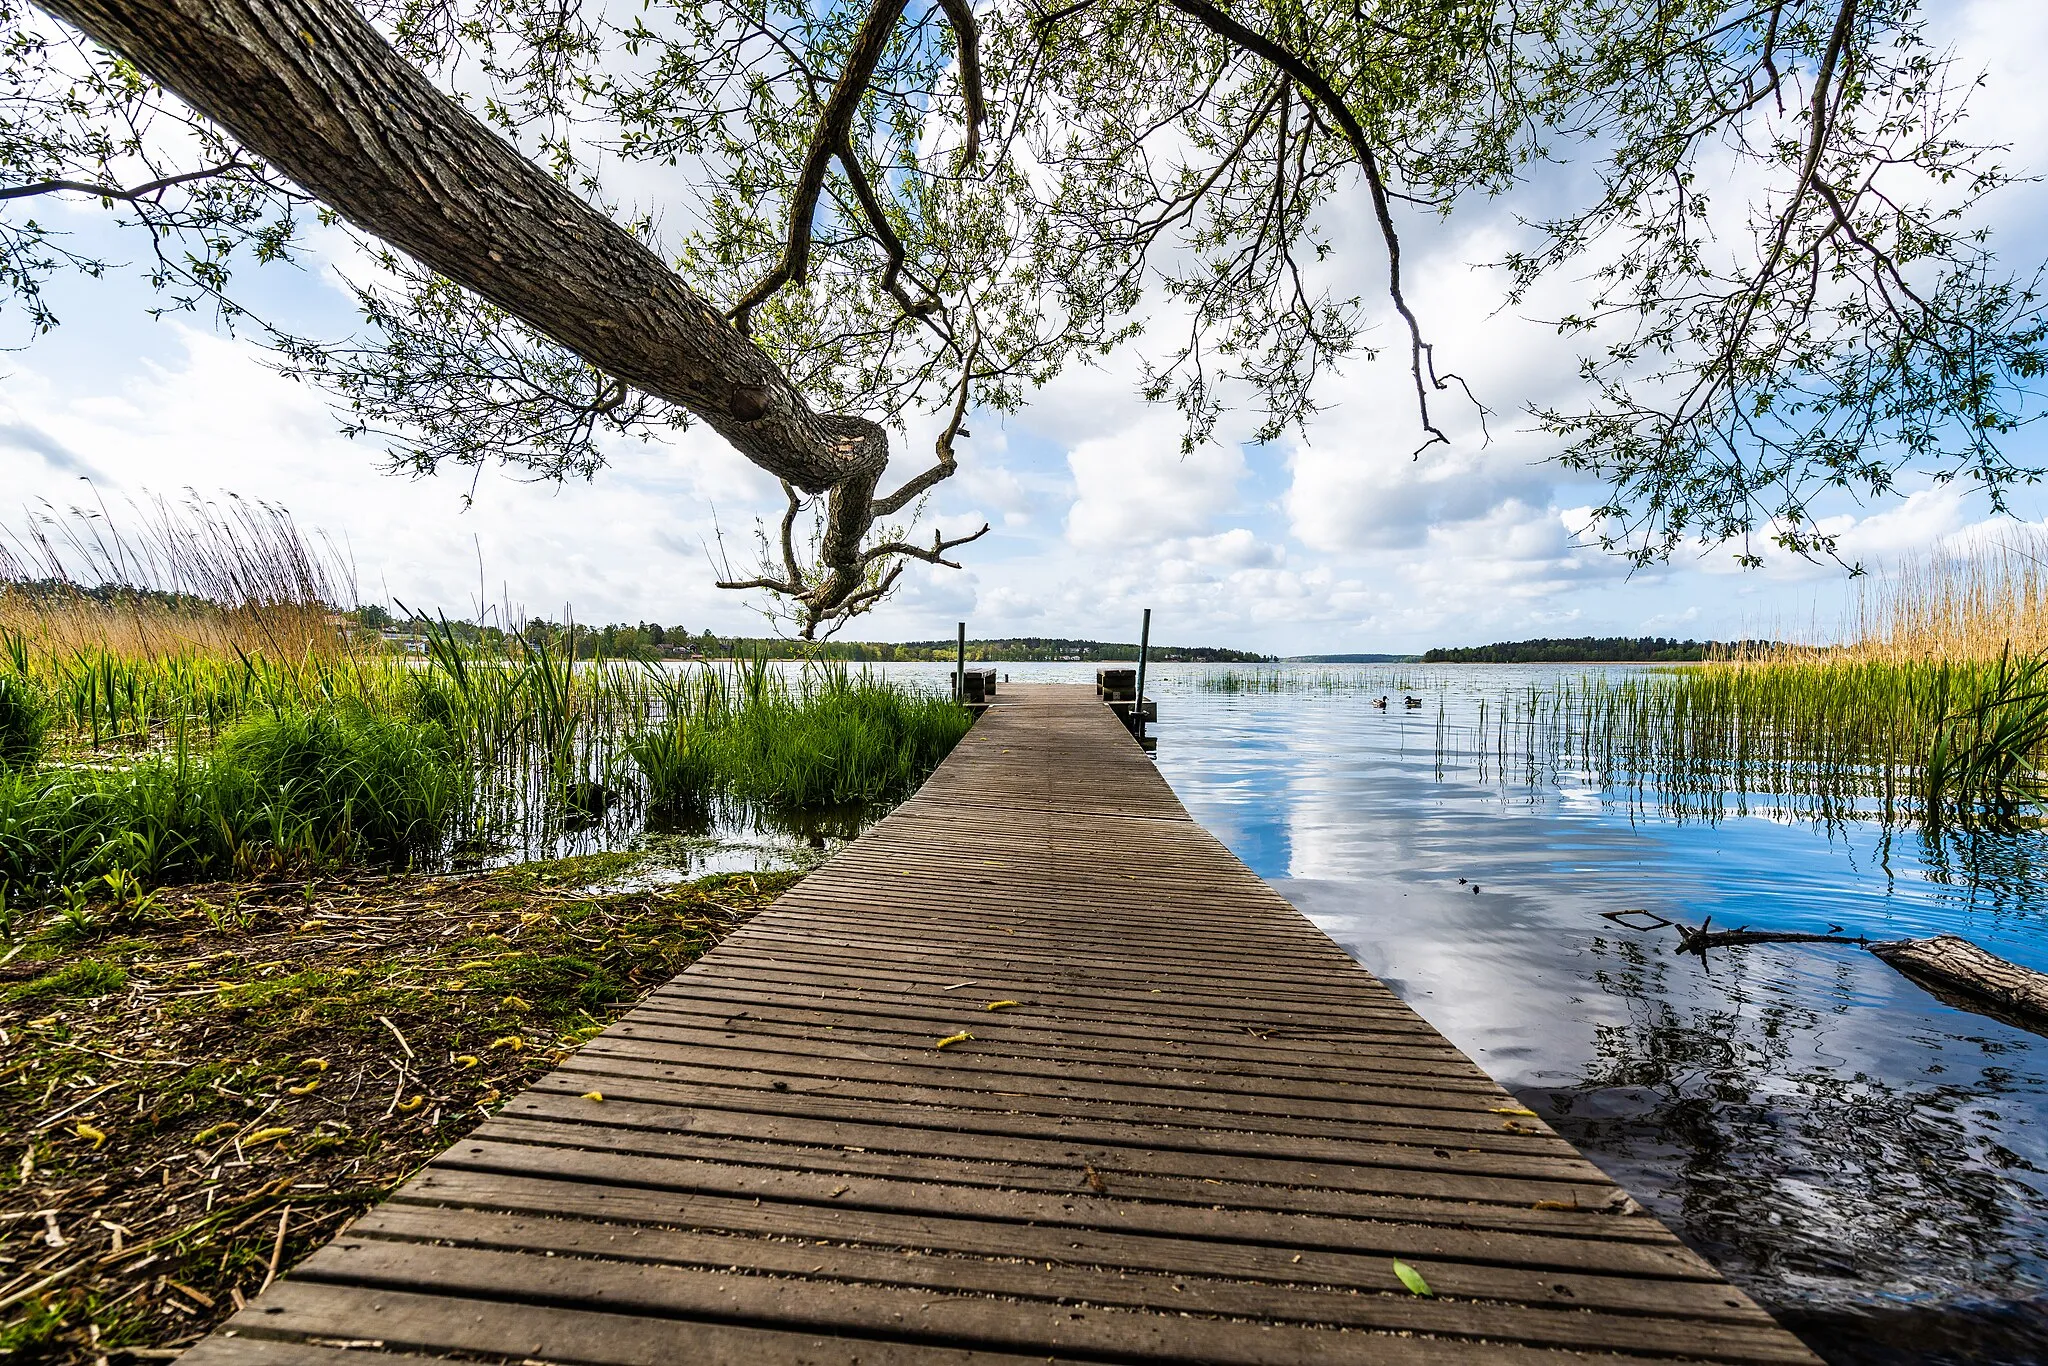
[1392,1259,1433,1297]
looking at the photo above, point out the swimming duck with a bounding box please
[1403,695,1423,708]
[1372,695,1388,709]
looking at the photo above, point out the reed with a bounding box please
[0,492,356,663]
[1197,666,1421,693]
[627,659,972,815]
[1434,654,2048,834]
[0,707,458,897]
[0,496,973,902]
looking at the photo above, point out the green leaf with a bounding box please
[1392,1260,1434,1297]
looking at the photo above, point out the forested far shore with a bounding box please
[1421,637,1774,663]
[355,611,1275,663]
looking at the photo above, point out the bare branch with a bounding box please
[1165,0,1456,452]
[871,338,977,517]
[860,519,991,569]
[729,0,912,333]
[0,161,248,203]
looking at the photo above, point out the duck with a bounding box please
[1403,695,1423,708]
[1372,695,1388,709]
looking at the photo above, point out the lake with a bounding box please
[803,661,2048,1366]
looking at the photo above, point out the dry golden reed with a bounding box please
[1841,528,2048,662]
[0,492,355,662]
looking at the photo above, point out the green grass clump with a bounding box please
[215,707,459,858]
[0,707,457,901]
[628,660,971,814]
[0,670,50,770]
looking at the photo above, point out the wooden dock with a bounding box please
[187,684,1817,1365]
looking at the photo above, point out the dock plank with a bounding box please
[193,684,1817,1363]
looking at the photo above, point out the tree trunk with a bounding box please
[1868,934,2048,1025]
[34,0,886,495]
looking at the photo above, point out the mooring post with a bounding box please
[1134,608,1151,736]
[955,622,966,702]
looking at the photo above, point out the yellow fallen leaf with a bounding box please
[581,1091,604,1103]
[286,1079,321,1096]
[501,995,531,1012]
[935,1031,974,1050]
[478,1088,501,1103]
[489,1035,525,1051]
[193,1122,237,1143]
[455,1054,481,1069]
[985,1000,1021,1011]
[242,1126,292,1146]
[395,1095,425,1113]
[1490,1105,1539,1117]
[301,1057,330,1072]
[1531,1199,1577,1211]
[74,1121,107,1150]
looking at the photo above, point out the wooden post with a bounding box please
[954,622,966,702]
[1135,608,1151,736]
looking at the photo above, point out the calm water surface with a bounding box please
[863,661,2048,1366]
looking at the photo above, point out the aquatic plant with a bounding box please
[0,708,458,899]
[0,669,50,771]
[627,660,971,814]
[1431,651,2048,833]
[1920,649,2048,833]
[1197,665,1421,694]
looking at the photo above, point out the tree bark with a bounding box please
[34,0,887,496]
[1869,934,2048,1024]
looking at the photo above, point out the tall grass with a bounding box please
[1196,666,1420,693]
[0,708,457,898]
[0,669,49,770]
[0,499,974,900]
[1434,654,2048,834]
[0,492,356,662]
[628,659,971,815]
[1837,528,2048,663]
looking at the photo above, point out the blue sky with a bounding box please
[4,0,2047,654]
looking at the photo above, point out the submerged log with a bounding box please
[1672,915,1864,957]
[1868,934,2048,1024]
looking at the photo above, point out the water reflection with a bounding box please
[1117,663,2048,1366]
[592,660,2048,1361]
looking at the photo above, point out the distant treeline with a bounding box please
[896,637,1273,663]
[354,612,1271,664]
[1422,636,1761,663]
[1287,653,1421,663]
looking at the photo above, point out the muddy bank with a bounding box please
[0,855,797,1362]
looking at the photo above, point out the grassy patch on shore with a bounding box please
[0,853,797,1363]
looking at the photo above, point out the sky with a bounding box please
[4,1,2048,655]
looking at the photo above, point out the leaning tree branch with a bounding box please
[1165,0,1456,453]
[728,0,912,333]
[934,0,984,166]
[36,0,922,632]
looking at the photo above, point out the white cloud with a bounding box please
[1064,412,1247,550]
